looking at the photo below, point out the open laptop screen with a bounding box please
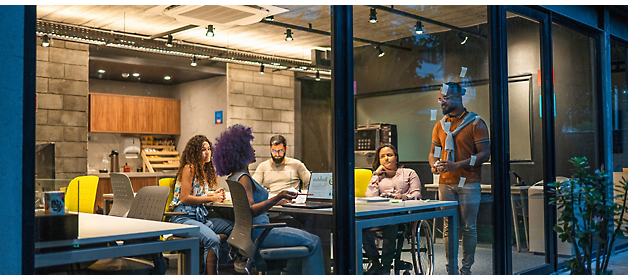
[308,172,333,200]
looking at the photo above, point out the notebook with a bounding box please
[281,173,333,209]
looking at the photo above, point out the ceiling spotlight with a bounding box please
[164,76,171,80]
[206,25,215,37]
[265,15,275,21]
[369,8,377,24]
[41,35,50,47]
[415,21,424,34]
[132,73,140,77]
[98,69,105,74]
[121,73,129,78]
[285,29,293,41]
[166,34,173,47]
[260,64,265,74]
[458,32,468,45]
[191,56,197,67]
[377,46,385,57]
[315,70,321,82]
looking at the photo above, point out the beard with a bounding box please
[271,154,285,164]
[442,105,455,115]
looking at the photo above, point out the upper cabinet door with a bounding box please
[89,93,124,132]
[151,98,181,135]
[122,96,152,133]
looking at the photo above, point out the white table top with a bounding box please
[35,213,199,249]
[208,199,457,217]
[424,184,531,193]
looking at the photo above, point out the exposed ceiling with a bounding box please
[37,5,489,85]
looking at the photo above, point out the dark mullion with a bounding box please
[488,5,512,275]
[330,5,356,275]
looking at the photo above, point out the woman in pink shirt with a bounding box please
[363,144,422,274]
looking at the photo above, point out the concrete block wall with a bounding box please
[35,38,89,181]
[226,64,295,170]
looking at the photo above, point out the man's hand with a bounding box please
[436,160,459,173]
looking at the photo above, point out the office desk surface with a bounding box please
[209,199,457,216]
[35,212,199,249]
[424,184,531,193]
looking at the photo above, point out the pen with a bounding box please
[297,193,313,196]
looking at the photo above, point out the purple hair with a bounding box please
[212,124,256,176]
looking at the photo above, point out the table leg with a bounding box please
[522,190,530,246]
[511,194,521,252]
[447,213,458,275]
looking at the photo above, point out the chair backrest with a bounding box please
[126,186,170,221]
[65,175,99,213]
[109,173,135,217]
[355,168,372,198]
[226,179,257,259]
[159,177,176,211]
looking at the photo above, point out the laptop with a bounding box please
[281,173,333,209]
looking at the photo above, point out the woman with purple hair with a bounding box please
[213,124,325,275]
[169,134,233,275]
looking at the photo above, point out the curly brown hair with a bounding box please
[175,135,218,189]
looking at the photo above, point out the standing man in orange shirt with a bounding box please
[428,82,490,275]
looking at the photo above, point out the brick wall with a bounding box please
[36,37,89,181]
[226,64,295,169]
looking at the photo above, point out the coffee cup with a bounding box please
[44,191,66,215]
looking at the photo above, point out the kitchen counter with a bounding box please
[88,171,176,179]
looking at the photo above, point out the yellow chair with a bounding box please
[65,175,99,213]
[159,177,176,212]
[355,168,373,198]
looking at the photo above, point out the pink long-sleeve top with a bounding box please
[365,167,422,199]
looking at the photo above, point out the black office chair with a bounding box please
[86,185,171,274]
[226,179,311,275]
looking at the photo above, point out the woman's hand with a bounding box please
[209,188,226,202]
[277,190,298,201]
[374,165,387,175]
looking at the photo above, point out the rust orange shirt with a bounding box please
[431,110,489,184]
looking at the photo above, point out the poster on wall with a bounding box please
[215,111,223,124]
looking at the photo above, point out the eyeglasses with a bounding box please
[437,95,453,104]
[271,150,285,155]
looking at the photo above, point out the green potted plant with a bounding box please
[549,157,628,275]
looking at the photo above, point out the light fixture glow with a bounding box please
[41,35,50,47]
[415,21,424,34]
[121,73,129,78]
[260,64,265,74]
[265,15,274,21]
[98,69,105,73]
[206,25,215,37]
[285,29,293,41]
[191,56,197,67]
[315,70,321,81]
[164,76,171,80]
[166,35,173,47]
[458,32,468,45]
[377,46,385,57]
[132,73,140,77]
[369,8,377,23]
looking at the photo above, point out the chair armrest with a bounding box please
[252,222,286,229]
[163,212,188,217]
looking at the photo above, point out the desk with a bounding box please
[209,199,459,275]
[35,213,201,275]
[424,184,531,251]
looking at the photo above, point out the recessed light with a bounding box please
[132,73,140,77]
[98,69,105,73]
[121,73,129,78]
[164,76,171,80]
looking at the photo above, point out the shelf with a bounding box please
[150,164,179,169]
[144,151,179,156]
[141,146,180,173]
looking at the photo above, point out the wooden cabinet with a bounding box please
[89,93,180,134]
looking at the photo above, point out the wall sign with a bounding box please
[215,110,223,124]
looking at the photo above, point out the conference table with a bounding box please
[208,198,459,275]
[423,184,532,252]
[35,212,201,275]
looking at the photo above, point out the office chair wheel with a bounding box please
[411,220,434,275]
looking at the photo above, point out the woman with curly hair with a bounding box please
[213,124,325,275]
[169,134,233,275]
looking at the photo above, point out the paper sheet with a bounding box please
[441,83,449,95]
[460,67,467,78]
[458,177,466,188]
[434,146,442,158]
[443,122,451,133]
[431,109,437,121]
